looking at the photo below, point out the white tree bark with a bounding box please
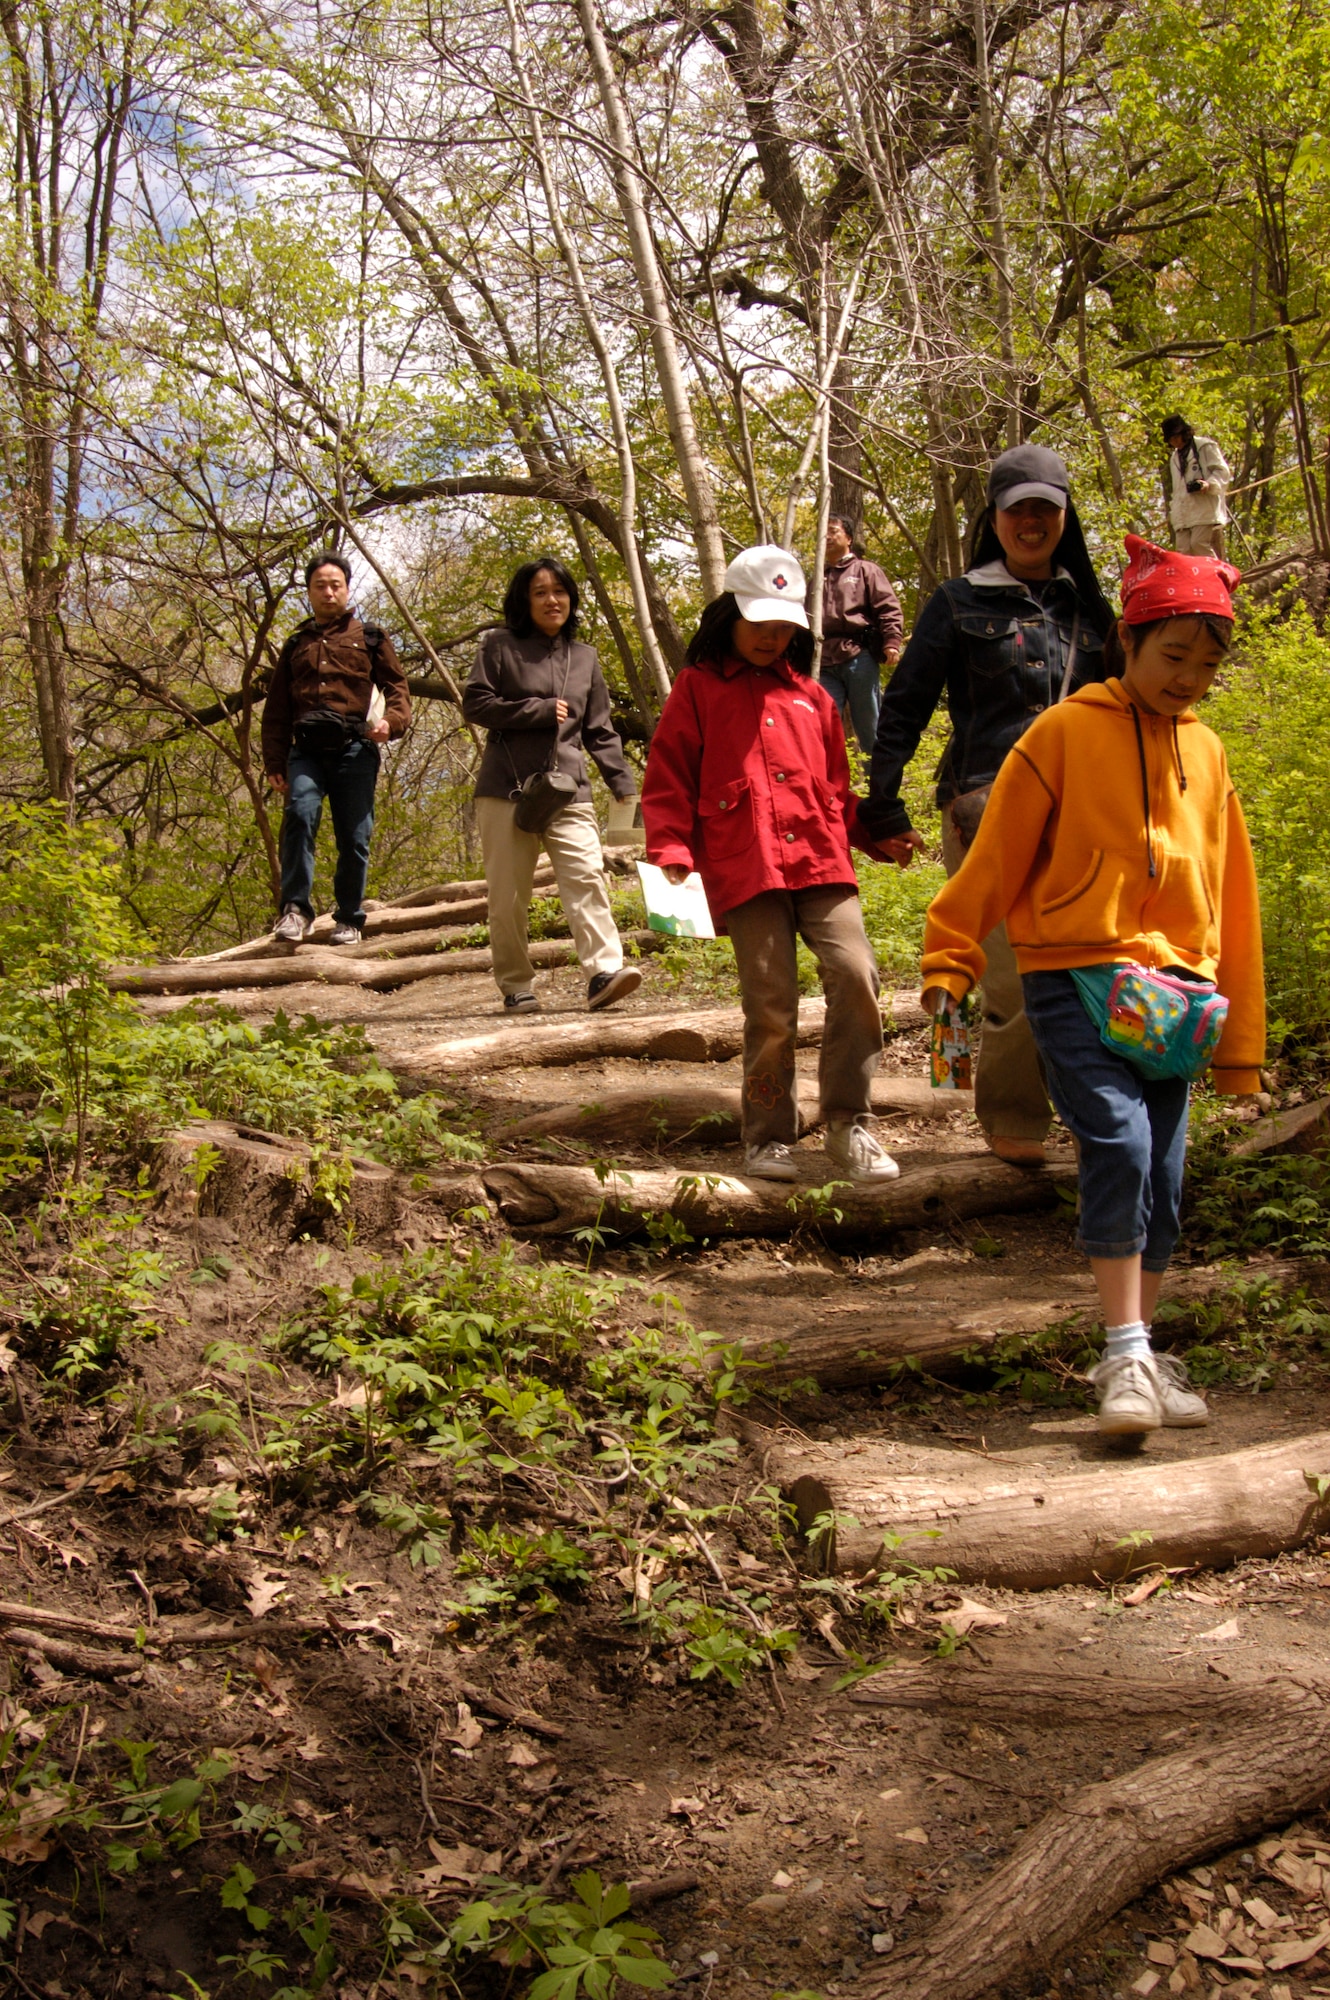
[573,0,727,598]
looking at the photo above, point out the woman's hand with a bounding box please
[921,985,951,1016]
[662,864,692,885]
[555,698,570,722]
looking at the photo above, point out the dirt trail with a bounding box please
[15,955,1330,2000]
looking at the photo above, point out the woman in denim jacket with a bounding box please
[859,445,1115,1164]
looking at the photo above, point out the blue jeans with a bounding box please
[1021,970,1190,1272]
[821,648,880,754]
[279,736,380,928]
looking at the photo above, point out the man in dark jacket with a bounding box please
[263,551,412,945]
[819,515,904,753]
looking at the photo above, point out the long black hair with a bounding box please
[504,556,580,640]
[967,497,1115,635]
[685,591,815,675]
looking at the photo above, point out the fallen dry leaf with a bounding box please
[669,1795,706,1819]
[251,1647,292,1701]
[21,1908,56,1938]
[447,1701,484,1752]
[1266,1923,1330,1971]
[946,1596,1009,1636]
[246,1576,288,1619]
[507,1740,542,1768]
[296,1732,327,1762]
[1122,1571,1168,1607]
[231,1745,283,1783]
[813,1611,849,1660]
[1194,1617,1241,1644]
[895,1827,929,1845]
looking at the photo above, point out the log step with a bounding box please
[496,1075,973,1146]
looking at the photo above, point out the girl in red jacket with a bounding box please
[642,546,897,1184]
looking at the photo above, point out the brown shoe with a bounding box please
[987,1134,1047,1167]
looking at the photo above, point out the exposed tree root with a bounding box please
[110,932,664,995]
[846,1667,1330,2000]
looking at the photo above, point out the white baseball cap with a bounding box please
[724,545,810,627]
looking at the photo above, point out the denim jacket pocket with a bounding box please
[956,611,1021,679]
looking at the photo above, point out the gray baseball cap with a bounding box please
[987,444,1071,511]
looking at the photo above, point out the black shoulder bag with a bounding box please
[507,644,578,832]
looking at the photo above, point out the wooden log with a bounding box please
[480,1150,1076,1241]
[408,995,925,1079]
[733,1257,1330,1390]
[853,1669,1330,2000]
[497,1075,972,1147]
[111,933,666,997]
[760,1425,1330,1583]
[1232,1095,1330,1158]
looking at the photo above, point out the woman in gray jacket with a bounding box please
[462,556,642,1014]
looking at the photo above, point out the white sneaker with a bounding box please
[1087,1354,1162,1436]
[826,1122,901,1184]
[1147,1351,1210,1428]
[328,922,361,947]
[273,904,310,944]
[743,1142,800,1183]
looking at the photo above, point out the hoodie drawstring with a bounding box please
[1130,703,1156,878]
[1171,716,1188,793]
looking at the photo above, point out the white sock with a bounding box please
[1103,1319,1151,1362]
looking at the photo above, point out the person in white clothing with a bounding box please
[1162,415,1231,559]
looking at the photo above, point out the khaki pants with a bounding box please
[941,815,1051,1142]
[476,796,623,997]
[724,886,882,1147]
[1174,523,1226,559]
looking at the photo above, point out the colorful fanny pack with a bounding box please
[1069,963,1229,1082]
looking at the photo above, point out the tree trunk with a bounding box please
[481,1150,1075,1241]
[763,1427,1330,1584]
[573,0,727,597]
[854,1670,1330,2000]
[496,1075,972,1148]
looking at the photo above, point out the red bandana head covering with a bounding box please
[1120,533,1241,625]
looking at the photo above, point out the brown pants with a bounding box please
[1174,523,1226,559]
[941,814,1051,1142]
[724,886,882,1147]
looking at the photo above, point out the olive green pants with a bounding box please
[941,814,1051,1142]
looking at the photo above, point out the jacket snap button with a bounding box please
[785,832,795,842]
[765,716,774,725]
[776,772,786,782]
[719,800,728,809]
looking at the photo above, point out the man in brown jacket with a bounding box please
[263,551,411,945]
[819,515,904,753]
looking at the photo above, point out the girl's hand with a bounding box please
[662,864,692,885]
[921,985,952,1016]
[877,830,927,867]
[555,699,570,722]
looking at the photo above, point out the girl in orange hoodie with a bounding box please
[921,538,1264,1437]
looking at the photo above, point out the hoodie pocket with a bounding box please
[698,776,753,857]
[1028,848,1127,948]
[1147,848,1217,953]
